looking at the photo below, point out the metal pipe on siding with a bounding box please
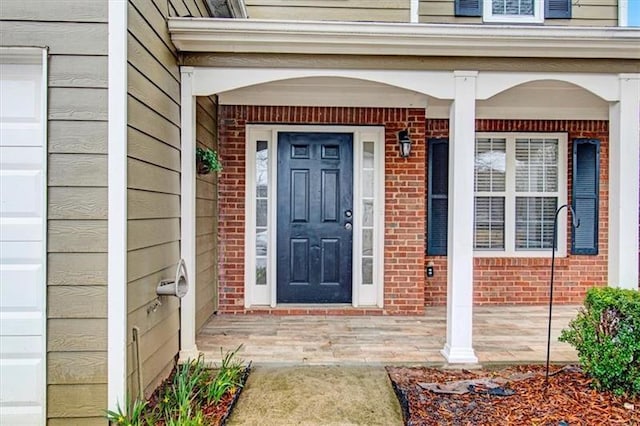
[132,326,144,399]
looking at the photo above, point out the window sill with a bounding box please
[473,257,570,268]
[474,250,567,258]
[483,15,544,24]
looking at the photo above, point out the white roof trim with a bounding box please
[169,18,640,59]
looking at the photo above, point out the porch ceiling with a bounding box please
[217,76,430,108]
[217,77,609,120]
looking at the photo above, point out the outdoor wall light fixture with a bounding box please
[397,129,412,158]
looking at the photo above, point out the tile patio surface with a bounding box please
[198,305,580,366]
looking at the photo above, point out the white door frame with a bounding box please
[244,125,385,308]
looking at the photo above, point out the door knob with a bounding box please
[344,223,352,230]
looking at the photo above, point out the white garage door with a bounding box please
[0,49,47,425]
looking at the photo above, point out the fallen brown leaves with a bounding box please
[386,365,639,426]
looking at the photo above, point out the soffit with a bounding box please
[169,18,640,60]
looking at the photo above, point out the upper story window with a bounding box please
[455,0,571,22]
[485,0,542,23]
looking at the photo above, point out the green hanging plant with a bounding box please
[196,147,222,175]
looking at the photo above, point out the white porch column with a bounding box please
[608,74,640,290]
[442,71,478,364]
[179,67,199,361]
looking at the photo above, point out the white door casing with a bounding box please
[0,48,47,425]
[244,125,385,308]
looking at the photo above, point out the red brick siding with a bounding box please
[218,106,426,314]
[424,119,609,306]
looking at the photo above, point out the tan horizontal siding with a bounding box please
[128,32,180,90]
[48,121,108,154]
[48,286,107,318]
[48,154,108,187]
[127,334,179,397]
[197,232,216,255]
[128,97,180,148]
[128,127,181,172]
[48,319,107,352]
[127,266,174,313]
[48,417,106,426]
[168,0,191,17]
[195,96,218,331]
[48,253,107,286]
[128,218,181,251]
[0,21,107,54]
[246,0,409,21]
[48,220,108,253]
[128,189,180,219]
[126,307,180,396]
[196,178,216,201]
[48,187,108,220]
[128,158,180,195]
[1,0,107,22]
[49,56,108,89]
[49,88,107,121]
[127,241,181,282]
[128,65,180,124]
[247,6,409,22]
[47,384,107,419]
[48,351,108,385]
[125,0,210,403]
[418,0,618,26]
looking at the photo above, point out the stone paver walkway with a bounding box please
[227,366,403,426]
[198,305,579,365]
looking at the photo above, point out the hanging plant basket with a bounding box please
[196,147,223,175]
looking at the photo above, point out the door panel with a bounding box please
[0,60,46,424]
[277,133,353,303]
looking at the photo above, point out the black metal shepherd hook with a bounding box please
[545,204,580,386]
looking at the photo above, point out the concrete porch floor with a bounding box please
[197,305,580,365]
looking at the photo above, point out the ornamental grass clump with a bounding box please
[205,345,245,404]
[560,287,640,396]
[106,345,247,425]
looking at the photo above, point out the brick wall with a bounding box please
[218,106,426,314]
[424,119,609,306]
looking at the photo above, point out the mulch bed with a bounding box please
[145,364,251,426]
[386,365,639,425]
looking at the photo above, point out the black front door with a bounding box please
[277,132,353,303]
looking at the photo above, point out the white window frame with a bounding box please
[619,0,640,27]
[483,0,544,23]
[244,125,385,308]
[474,132,567,258]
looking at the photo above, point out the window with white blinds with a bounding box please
[484,0,543,22]
[492,0,534,16]
[474,134,567,256]
[474,137,506,249]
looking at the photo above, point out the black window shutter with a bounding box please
[572,138,600,255]
[428,138,449,255]
[545,0,571,18]
[455,0,482,17]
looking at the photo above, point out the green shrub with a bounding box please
[559,287,640,396]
